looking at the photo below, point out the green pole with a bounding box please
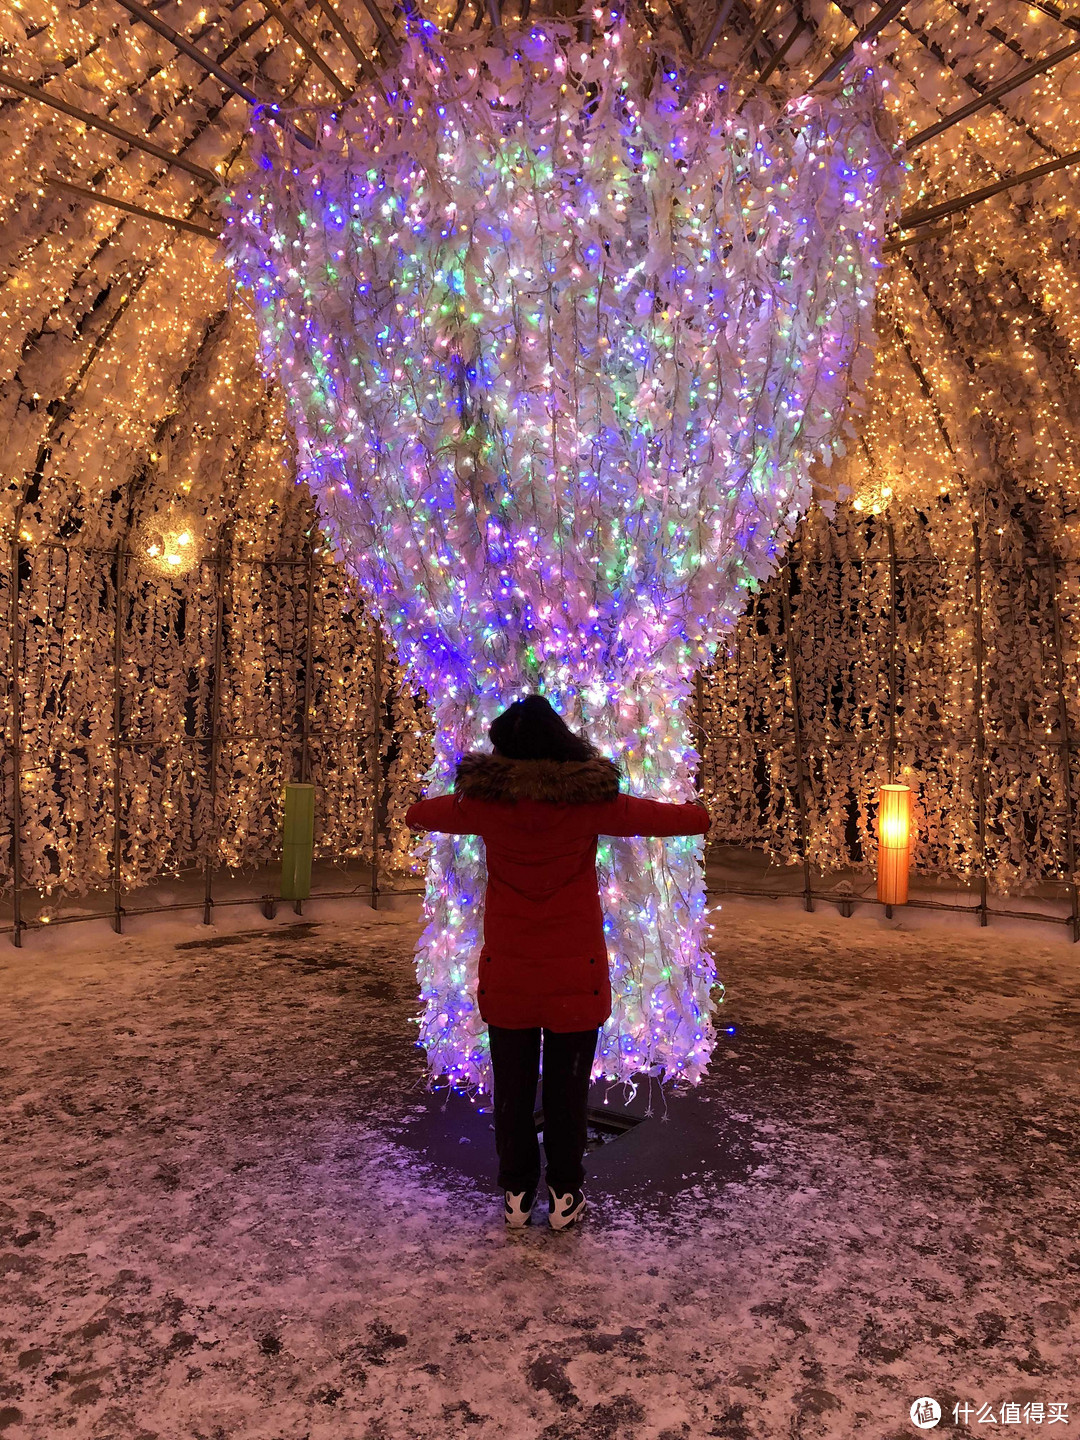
[281,783,315,901]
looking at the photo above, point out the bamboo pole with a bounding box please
[781,559,814,912]
[111,540,126,934]
[1046,552,1080,942]
[44,177,219,240]
[7,540,24,948]
[0,72,220,184]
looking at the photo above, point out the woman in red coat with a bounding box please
[405,695,710,1232]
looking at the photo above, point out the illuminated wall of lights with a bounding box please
[0,0,1075,991]
[0,0,434,923]
[700,496,1080,901]
[0,277,427,916]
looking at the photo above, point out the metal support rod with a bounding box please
[7,540,23,948]
[370,623,383,911]
[883,219,965,254]
[44,177,219,240]
[0,71,220,184]
[708,883,1079,930]
[824,0,1056,173]
[111,541,126,934]
[1030,0,1080,32]
[292,541,316,898]
[664,0,699,56]
[885,518,899,783]
[757,14,809,82]
[897,147,1080,231]
[316,0,371,62]
[109,0,316,148]
[111,0,267,105]
[733,0,783,82]
[905,38,1080,153]
[699,0,737,59]
[290,537,317,917]
[353,0,401,53]
[781,559,814,912]
[1046,552,1080,942]
[203,535,229,926]
[972,520,989,928]
[880,518,900,920]
[447,0,470,31]
[809,0,908,88]
[315,0,385,85]
[694,669,707,796]
[260,0,351,100]
[298,537,317,789]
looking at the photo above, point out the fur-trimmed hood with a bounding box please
[455,752,621,805]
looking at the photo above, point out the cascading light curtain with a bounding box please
[222,17,901,1090]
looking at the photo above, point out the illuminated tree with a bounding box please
[224,18,900,1089]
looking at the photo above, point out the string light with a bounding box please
[223,17,899,1091]
[1,0,1076,977]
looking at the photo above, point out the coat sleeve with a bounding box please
[594,795,710,838]
[405,794,483,835]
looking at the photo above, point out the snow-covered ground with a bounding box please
[1,899,1078,1439]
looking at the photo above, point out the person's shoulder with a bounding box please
[454,752,621,806]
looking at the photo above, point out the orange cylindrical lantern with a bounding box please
[876,784,913,905]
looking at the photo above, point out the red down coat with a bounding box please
[405,752,710,1032]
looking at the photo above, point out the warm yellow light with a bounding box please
[878,786,912,847]
[877,784,913,906]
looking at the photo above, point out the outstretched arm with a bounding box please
[405,795,482,836]
[596,795,710,839]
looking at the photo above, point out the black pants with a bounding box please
[488,1025,599,1196]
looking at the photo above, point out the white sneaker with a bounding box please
[504,1188,536,1228]
[547,1186,586,1231]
